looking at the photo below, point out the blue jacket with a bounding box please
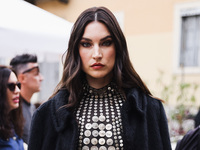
[0,134,24,150]
[28,88,172,150]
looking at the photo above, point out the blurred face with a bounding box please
[7,72,21,111]
[79,21,116,87]
[21,63,43,93]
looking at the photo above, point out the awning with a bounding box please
[0,0,73,58]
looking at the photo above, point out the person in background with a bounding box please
[28,7,171,150]
[194,108,200,128]
[0,65,24,150]
[10,54,43,144]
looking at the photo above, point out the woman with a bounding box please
[0,65,24,150]
[29,7,172,150]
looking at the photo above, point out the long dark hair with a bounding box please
[51,7,151,108]
[0,65,24,140]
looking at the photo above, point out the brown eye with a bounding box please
[81,42,91,47]
[102,40,113,46]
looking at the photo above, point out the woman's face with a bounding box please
[79,21,116,88]
[7,72,20,111]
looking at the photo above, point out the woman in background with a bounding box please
[29,7,171,150]
[0,65,24,150]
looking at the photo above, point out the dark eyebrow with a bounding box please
[100,35,112,41]
[81,35,112,42]
[80,37,92,42]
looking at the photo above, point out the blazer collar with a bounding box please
[50,89,73,132]
[123,88,148,116]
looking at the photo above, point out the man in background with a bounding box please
[10,53,44,144]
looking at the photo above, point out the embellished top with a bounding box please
[75,82,126,150]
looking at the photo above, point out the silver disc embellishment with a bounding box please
[91,146,98,150]
[85,123,92,129]
[92,130,99,137]
[99,138,106,145]
[99,130,106,137]
[99,146,107,150]
[99,123,106,130]
[84,130,91,137]
[92,123,98,129]
[106,131,112,138]
[92,116,99,122]
[106,124,112,130]
[91,138,98,145]
[108,146,115,150]
[83,138,90,145]
[99,115,106,122]
[82,146,89,150]
[107,139,113,145]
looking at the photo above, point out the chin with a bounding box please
[10,104,19,111]
[35,88,41,92]
[91,73,107,78]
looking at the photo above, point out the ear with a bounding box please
[18,74,26,83]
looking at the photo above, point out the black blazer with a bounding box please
[28,88,172,150]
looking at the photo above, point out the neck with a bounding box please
[87,77,112,89]
[20,88,34,103]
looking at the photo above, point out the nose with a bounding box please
[92,45,102,59]
[15,85,20,93]
[39,73,44,81]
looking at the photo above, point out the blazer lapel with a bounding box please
[122,88,148,149]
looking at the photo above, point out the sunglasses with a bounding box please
[7,82,21,92]
[22,66,39,74]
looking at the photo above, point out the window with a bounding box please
[174,3,200,74]
[180,14,200,67]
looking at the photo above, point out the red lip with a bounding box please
[13,96,19,99]
[91,63,104,69]
[13,96,19,102]
[91,63,104,67]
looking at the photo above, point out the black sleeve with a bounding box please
[28,109,44,150]
[159,102,172,150]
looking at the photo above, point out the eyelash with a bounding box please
[80,40,113,48]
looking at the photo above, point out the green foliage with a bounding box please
[157,70,199,133]
[157,70,199,106]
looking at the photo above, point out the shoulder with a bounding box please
[34,89,69,116]
[31,89,73,132]
[126,88,162,104]
[176,125,200,150]
[125,88,164,114]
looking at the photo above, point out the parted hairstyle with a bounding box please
[51,6,151,108]
[0,65,24,140]
[10,53,37,75]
